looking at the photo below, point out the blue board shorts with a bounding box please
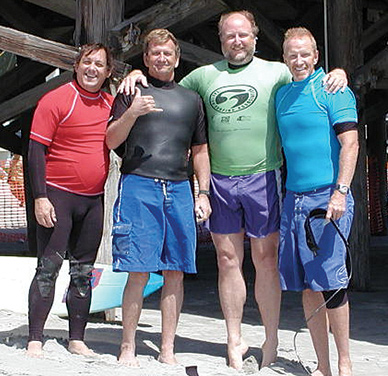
[279,185,354,291]
[207,170,281,238]
[112,174,197,274]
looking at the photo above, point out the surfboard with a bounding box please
[0,256,163,317]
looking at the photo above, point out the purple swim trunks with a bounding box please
[207,170,281,238]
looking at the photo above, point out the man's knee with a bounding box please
[128,272,150,287]
[322,289,348,309]
[163,270,184,284]
[35,253,65,298]
[69,262,94,297]
[251,235,279,269]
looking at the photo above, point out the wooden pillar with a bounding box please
[328,0,370,290]
[366,92,388,236]
[74,0,125,47]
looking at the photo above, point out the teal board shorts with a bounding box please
[112,174,197,274]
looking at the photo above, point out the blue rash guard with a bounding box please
[275,68,358,193]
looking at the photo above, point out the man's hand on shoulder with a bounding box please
[118,69,148,95]
[322,68,348,94]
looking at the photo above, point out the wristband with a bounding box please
[198,190,210,197]
[335,184,349,195]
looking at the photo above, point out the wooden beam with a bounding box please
[111,0,227,60]
[44,26,74,44]
[253,0,298,20]
[179,40,223,65]
[0,72,73,124]
[222,0,283,54]
[354,47,388,90]
[192,25,223,54]
[328,0,369,291]
[24,0,76,20]
[365,94,388,122]
[2,0,44,35]
[362,12,388,49]
[0,61,52,102]
[0,26,130,78]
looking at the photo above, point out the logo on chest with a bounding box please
[209,85,258,113]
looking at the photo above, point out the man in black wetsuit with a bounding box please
[106,29,211,367]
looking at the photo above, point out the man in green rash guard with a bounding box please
[121,10,348,370]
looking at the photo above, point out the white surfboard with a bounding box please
[0,256,163,317]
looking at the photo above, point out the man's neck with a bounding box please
[227,58,254,70]
[149,72,174,83]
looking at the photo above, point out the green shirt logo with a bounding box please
[209,85,258,114]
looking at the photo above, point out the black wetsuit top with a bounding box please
[110,76,207,181]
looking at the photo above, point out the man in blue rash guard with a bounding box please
[276,27,359,376]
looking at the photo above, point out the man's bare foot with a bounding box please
[158,351,179,365]
[227,339,249,370]
[68,340,96,357]
[26,341,43,358]
[260,339,278,368]
[118,343,140,367]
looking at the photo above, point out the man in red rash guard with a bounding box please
[26,43,114,358]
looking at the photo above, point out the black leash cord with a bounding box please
[293,208,353,375]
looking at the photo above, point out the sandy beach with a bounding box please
[0,237,387,376]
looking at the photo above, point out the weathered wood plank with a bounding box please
[0,61,52,102]
[222,0,283,54]
[354,47,388,90]
[362,13,388,49]
[2,0,44,36]
[24,0,76,20]
[0,72,73,124]
[179,40,223,65]
[111,0,227,60]
[74,0,124,46]
[328,0,370,291]
[0,26,130,77]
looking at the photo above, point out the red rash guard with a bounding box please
[30,80,113,195]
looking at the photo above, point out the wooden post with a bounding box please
[365,92,388,236]
[328,0,370,290]
[74,0,125,47]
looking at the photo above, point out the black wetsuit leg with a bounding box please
[28,187,103,342]
[66,194,103,341]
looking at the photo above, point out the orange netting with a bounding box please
[0,155,27,230]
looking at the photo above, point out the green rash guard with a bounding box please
[180,57,291,176]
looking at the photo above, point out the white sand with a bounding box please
[0,245,387,375]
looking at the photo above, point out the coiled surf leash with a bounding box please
[293,208,353,375]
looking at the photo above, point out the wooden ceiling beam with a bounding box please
[3,0,44,36]
[0,61,52,102]
[362,12,388,49]
[0,26,129,77]
[111,0,227,60]
[222,0,283,54]
[354,46,388,90]
[24,0,76,20]
[179,40,223,65]
[0,71,73,124]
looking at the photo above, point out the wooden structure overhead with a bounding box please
[0,0,387,290]
[0,0,387,119]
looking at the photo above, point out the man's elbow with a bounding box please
[105,134,117,150]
